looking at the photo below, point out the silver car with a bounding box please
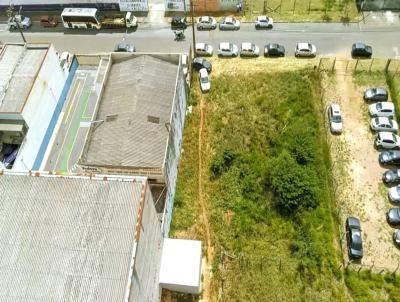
[195,43,213,57]
[369,102,395,118]
[219,17,240,30]
[328,103,343,134]
[295,43,316,58]
[217,42,239,57]
[370,117,398,132]
[255,15,273,29]
[197,16,217,30]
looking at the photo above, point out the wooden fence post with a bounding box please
[354,59,359,72]
[385,58,392,73]
[332,57,336,73]
[369,58,374,72]
[345,60,349,73]
[293,0,296,14]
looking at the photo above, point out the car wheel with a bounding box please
[255,25,259,29]
[23,25,27,29]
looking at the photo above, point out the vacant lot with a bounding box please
[244,0,358,22]
[171,58,349,301]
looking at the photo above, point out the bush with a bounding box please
[210,149,236,178]
[268,151,320,214]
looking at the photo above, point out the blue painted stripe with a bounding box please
[32,57,79,170]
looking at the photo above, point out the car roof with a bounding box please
[241,42,253,49]
[219,42,231,49]
[378,131,396,140]
[347,216,361,228]
[376,116,390,123]
[196,42,206,48]
[379,102,395,109]
[354,42,366,48]
[199,68,208,77]
[257,15,267,21]
[376,87,387,94]
[225,17,233,22]
[199,16,210,21]
[297,42,310,49]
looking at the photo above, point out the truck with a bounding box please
[8,15,32,30]
[100,12,137,29]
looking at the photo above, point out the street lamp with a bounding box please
[190,0,196,58]
[6,4,27,44]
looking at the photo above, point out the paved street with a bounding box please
[1,22,400,58]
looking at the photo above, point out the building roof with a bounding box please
[0,44,48,113]
[80,54,178,170]
[0,171,160,301]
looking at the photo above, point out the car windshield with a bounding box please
[393,134,398,143]
[397,186,400,195]
[332,115,342,122]
[351,230,362,249]
[376,103,383,110]
[200,76,208,83]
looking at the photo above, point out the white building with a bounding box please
[0,43,71,171]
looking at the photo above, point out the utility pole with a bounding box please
[6,5,27,44]
[190,0,196,58]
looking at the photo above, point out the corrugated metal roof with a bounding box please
[81,55,178,169]
[0,172,160,301]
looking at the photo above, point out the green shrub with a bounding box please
[210,149,236,178]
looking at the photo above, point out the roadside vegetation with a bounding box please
[171,61,348,301]
[243,0,358,22]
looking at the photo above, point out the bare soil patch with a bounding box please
[324,62,400,270]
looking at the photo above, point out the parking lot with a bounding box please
[44,66,99,172]
[325,62,400,270]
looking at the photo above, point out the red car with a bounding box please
[40,16,58,27]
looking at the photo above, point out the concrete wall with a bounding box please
[13,45,66,170]
[161,56,187,236]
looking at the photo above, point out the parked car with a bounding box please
[375,132,400,150]
[8,15,31,29]
[369,102,395,118]
[389,186,400,203]
[346,217,363,260]
[181,54,188,76]
[40,15,58,27]
[171,16,187,30]
[240,42,260,57]
[217,42,238,57]
[197,16,217,30]
[379,151,400,166]
[255,15,273,29]
[219,17,240,30]
[264,43,285,57]
[393,230,400,247]
[387,208,400,225]
[370,117,398,133]
[199,68,210,93]
[192,57,212,73]
[383,169,400,184]
[295,43,316,58]
[364,87,388,102]
[328,103,343,134]
[195,43,213,57]
[114,42,135,52]
[351,42,372,58]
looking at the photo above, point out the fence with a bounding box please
[317,57,400,74]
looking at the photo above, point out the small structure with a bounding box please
[78,53,188,236]
[0,43,72,171]
[0,171,163,301]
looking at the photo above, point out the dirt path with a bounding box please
[198,93,214,301]
[327,61,400,270]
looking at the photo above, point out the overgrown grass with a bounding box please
[243,0,358,22]
[172,66,348,300]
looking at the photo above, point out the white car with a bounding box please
[219,17,240,30]
[389,186,400,203]
[195,43,213,57]
[8,14,31,29]
[197,16,217,30]
[328,103,343,134]
[240,43,260,57]
[295,43,317,58]
[369,102,395,118]
[217,42,238,57]
[255,15,273,29]
[370,117,398,133]
[375,132,400,150]
[199,68,210,93]
[181,54,188,76]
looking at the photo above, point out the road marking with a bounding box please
[64,80,81,123]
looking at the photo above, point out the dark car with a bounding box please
[114,42,135,53]
[264,43,285,57]
[192,57,212,73]
[379,151,400,166]
[364,87,388,102]
[387,208,400,226]
[383,169,400,184]
[351,42,372,58]
[346,216,363,260]
[171,16,187,30]
[393,230,400,247]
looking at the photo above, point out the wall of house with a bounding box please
[161,58,188,236]
[13,45,67,170]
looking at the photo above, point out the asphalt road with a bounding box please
[1,23,400,58]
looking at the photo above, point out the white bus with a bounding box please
[61,8,101,29]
